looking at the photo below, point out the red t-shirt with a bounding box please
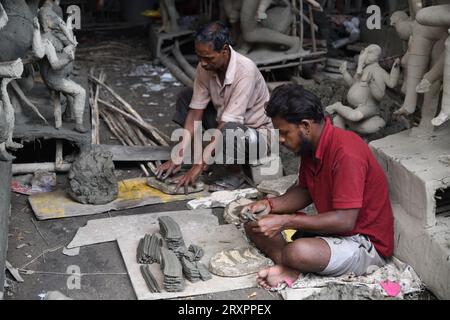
[298,117,394,257]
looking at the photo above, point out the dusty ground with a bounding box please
[3,28,435,300]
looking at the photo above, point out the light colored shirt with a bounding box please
[189,46,273,131]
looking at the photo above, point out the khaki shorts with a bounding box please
[316,234,386,277]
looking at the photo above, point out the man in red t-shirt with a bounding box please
[242,84,394,289]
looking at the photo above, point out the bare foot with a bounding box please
[286,38,301,55]
[432,113,450,127]
[0,143,15,161]
[6,141,23,150]
[256,265,300,290]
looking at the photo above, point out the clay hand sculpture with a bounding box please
[32,1,87,133]
[0,59,24,161]
[325,45,400,135]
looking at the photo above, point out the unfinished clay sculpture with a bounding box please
[147,176,205,195]
[67,147,118,205]
[223,198,255,225]
[0,59,24,161]
[413,4,450,127]
[326,45,400,134]
[209,246,273,277]
[390,6,449,118]
[239,0,300,54]
[32,0,87,133]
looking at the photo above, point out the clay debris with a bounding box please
[67,147,118,205]
[137,233,163,264]
[158,216,185,250]
[160,247,184,292]
[140,265,161,293]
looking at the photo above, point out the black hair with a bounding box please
[265,84,324,124]
[194,21,231,52]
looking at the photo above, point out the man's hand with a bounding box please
[156,160,181,180]
[171,164,204,194]
[240,199,271,222]
[247,214,289,238]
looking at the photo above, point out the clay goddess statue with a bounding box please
[326,45,400,134]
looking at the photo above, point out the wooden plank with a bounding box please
[29,178,210,220]
[97,145,171,162]
[0,161,12,299]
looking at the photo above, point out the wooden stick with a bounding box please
[89,75,144,122]
[159,54,194,88]
[100,109,149,176]
[90,69,105,145]
[10,81,48,124]
[98,98,169,146]
[90,75,170,145]
[308,5,317,52]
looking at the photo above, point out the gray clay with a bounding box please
[147,176,205,195]
[67,147,118,205]
[32,1,87,133]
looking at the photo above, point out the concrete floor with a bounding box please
[3,29,437,300]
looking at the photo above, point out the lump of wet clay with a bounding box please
[67,148,118,205]
[147,177,205,195]
[209,247,274,277]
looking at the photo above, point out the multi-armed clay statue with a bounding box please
[390,3,450,121]
[326,45,400,134]
[0,1,28,160]
[32,0,87,133]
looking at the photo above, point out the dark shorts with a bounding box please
[173,88,270,164]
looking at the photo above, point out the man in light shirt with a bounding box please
[156,21,274,192]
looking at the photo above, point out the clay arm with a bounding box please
[45,43,74,70]
[0,3,8,30]
[415,4,450,27]
[383,59,401,89]
[257,0,273,21]
[32,18,46,59]
[340,62,354,86]
[59,16,77,46]
[408,0,423,20]
[368,71,388,101]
